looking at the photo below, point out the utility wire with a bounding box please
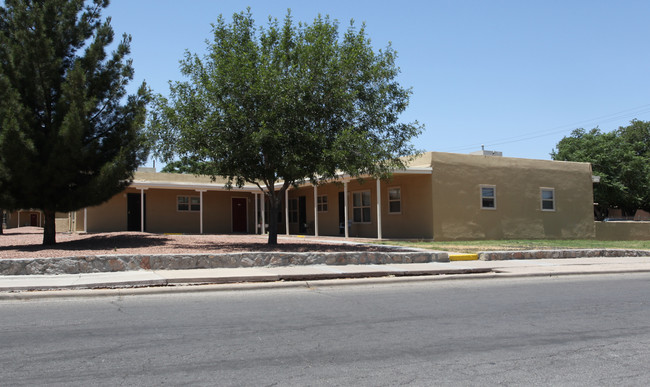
[441,103,650,152]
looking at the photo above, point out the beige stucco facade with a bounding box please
[7,151,601,241]
[428,152,596,240]
[285,173,433,239]
[77,186,258,234]
[3,210,70,231]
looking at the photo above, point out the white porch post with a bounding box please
[254,193,259,234]
[84,208,87,233]
[376,178,382,240]
[261,192,266,234]
[140,188,146,232]
[313,185,319,237]
[285,188,290,236]
[344,181,349,238]
[197,190,205,234]
[17,211,20,228]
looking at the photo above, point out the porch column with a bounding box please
[376,178,382,240]
[313,185,319,237]
[84,208,87,233]
[261,192,266,234]
[285,188,290,235]
[17,211,20,228]
[344,181,349,238]
[140,188,146,232]
[197,190,206,234]
[254,193,259,234]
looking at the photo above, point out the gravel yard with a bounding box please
[0,227,393,259]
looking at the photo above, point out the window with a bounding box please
[352,191,371,223]
[541,188,555,211]
[388,187,401,214]
[480,185,496,209]
[288,198,299,223]
[317,195,328,212]
[178,196,200,212]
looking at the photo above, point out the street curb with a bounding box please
[0,268,491,294]
[449,253,479,261]
[3,268,650,300]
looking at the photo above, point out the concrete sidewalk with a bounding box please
[1,256,649,296]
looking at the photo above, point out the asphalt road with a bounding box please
[2,274,650,386]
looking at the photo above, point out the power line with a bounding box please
[441,103,650,152]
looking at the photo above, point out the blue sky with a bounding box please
[104,0,650,165]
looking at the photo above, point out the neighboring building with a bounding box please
[56,151,595,241]
[3,209,73,232]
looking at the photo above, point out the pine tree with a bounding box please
[0,0,149,245]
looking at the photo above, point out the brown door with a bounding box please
[30,214,38,227]
[232,198,247,233]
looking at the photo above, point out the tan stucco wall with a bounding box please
[83,187,257,234]
[285,174,433,239]
[378,174,433,239]
[429,152,595,240]
[5,210,42,228]
[596,221,650,240]
[286,183,341,236]
[85,191,129,232]
[4,210,70,230]
[67,151,596,241]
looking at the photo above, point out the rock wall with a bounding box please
[0,251,449,276]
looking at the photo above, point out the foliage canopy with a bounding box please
[0,0,150,244]
[552,120,650,219]
[148,9,422,244]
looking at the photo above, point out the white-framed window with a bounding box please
[541,188,555,211]
[288,198,298,223]
[388,187,401,214]
[178,196,200,212]
[480,185,496,209]
[352,191,371,223]
[317,195,328,212]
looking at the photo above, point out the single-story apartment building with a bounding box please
[3,151,601,240]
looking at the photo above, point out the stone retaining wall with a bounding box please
[0,251,449,276]
[479,249,650,261]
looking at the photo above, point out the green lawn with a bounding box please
[374,239,650,254]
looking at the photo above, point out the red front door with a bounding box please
[232,198,247,233]
[30,214,38,227]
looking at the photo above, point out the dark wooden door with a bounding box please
[127,193,145,231]
[232,198,247,233]
[30,214,38,227]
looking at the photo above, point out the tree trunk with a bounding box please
[42,209,56,245]
[266,193,279,245]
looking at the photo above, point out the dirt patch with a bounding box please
[0,227,396,259]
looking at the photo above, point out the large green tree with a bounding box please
[552,121,650,219]
[0,0,150,244]
[148,10,422,245]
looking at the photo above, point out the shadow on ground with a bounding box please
[0,233,172,253]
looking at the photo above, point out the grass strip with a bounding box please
[375,239,650,254]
